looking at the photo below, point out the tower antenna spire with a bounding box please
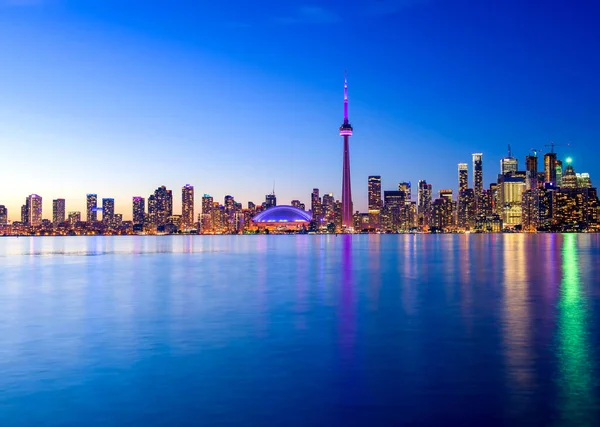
[343,70,349,124]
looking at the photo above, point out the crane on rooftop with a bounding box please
[544,142,571,153]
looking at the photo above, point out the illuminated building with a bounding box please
[52,199,66,225]
[224,195,236,233]
[525,154,538,190]
[102,198,115,227]
[180,184,194,231]
[439,189,454,227]
[499,176,525,226]
[27,194,43,226]
[114,214,123,227]
[334,199,343,230]
[0,205,7,225]
[402,201,418,230]
[252,205,311,232]
[458,163,468,192]
[311,188,322,224]
[521,189,540,232]
[431,197,452,231]
[201,194,214,233]
[152,186,173,227]
[322,193,335,224]
[86,194,97,223]
[473,153,483,214]
[458,189,475,229]
[265,192,277,209]
[577,173,592,188]
[544,152,557,185]
[475,214,503,232]
[500,145,518,175]
[21,202,29,224]
[147,195,158,229]
[339,75,354,230]
[417,180,432,228]
[291,200,305,210]
[382,190,405,232]
[248,201,256,211]
[368,176,382,230]
[68,211,81,225]
[555,160,563,187]
[133,197,145,225]
[561,164,577,189]
[398,181,412,201]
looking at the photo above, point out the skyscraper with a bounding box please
[68,211,81,225]
[500,145,518,175]
[555,160,563,187]
[458,163,468,192]
[311,188,322,223]
[473,153,483,213]
[86,194,98,222]
[368,176,382,229]
[265,192,277,209]
[544,152,557,185]
[417,180,432,227]
[133,197,145,225]
[525,155,538,190]
[201,194,214,233]
[398,182,412,201]
[0,205,7,225]
[52,199,66,225]
[27,194,43,226]
[181,184,194,231]
[21,201,29,224]
[339,75,353,230]
[102,198,115,226]
[322,193,335,224]
[153,186,173,227]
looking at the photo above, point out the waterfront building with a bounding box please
[102,198,115,226]
[458,189,475,230]
[27,194,43,227]
[181,184,195,231]
[201,194,214,233]
[544,152,557,185]
[68,211,81,226]
[382,190,405,232]
[526,154,538,190]
[133,197,145,225]
[0,205,7,225]
[86,194,98,223]
[368,176,382,230]
[398,181,412,201]
[52,199,66,225]
[473,153,483,214]
[311,188,322,225]
[417,180,432,228]
[265,192,277,209]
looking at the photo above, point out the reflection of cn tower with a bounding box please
[339,74,354,229]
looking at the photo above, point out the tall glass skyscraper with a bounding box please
[472,153,483,214]
[133,197,145,225]
[102,198,115,226]
[27,194,43,227]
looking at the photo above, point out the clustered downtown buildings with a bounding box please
[0,80,598,235]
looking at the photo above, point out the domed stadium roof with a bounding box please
[253,206,312,223]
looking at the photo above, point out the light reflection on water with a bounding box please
[0,234,599,426]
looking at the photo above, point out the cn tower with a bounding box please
[339,74,353,230]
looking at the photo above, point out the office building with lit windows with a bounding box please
[181,184,194,231]
[52,199,66,225]
[87,194,98,223]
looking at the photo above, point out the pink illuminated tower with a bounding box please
[339,74,354,230]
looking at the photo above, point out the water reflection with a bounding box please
[557,234,597,425]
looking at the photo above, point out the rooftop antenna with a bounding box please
[508,144,512,158]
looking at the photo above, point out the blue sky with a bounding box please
[1,0,598,220]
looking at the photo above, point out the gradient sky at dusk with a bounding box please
[1,0,599,220]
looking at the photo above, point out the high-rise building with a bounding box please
[322,193,335,224]
[147,195,158,228]
[398,182,412,201]
[417,180,433,228]
[458,163,468,192]
[382,190,405,231]
[86,194,98,223]
[561,164,578,189]
[499,175,525,226]
[200,194,214,233]
[265,192,277,209]
[525,154,538,190]
[0,205,7,225]
[68,211,81,225]
[52,199,66,225]
[181,184,194,231]
[544,152,557,186]
[576,173,592,188]
[500,145,518,175]
[311,188,322,223]
[133,197,145,225]
[21,201,29,224]
[102,198,115,226]
[458,189,475,229]
[27,194,43,226]
[473,153,483,213]
[339,75,354,229]
[555,160,563,187]
[368,176,382,229]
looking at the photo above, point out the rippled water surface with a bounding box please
[1,235,599,426]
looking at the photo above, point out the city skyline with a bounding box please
[1,1,598,220]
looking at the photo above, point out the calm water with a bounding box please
[0,235,599,426]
